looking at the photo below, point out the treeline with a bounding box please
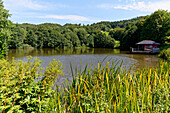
[0,0,170,55]
[8,16,145,49]
[8,23,116,49]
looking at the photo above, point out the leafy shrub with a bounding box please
[159,48,170,60]
[0,57,63,112]
[0,45,8,59]
[0,48,5,59]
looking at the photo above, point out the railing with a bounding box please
[131,48,160,53]
[131,48,144,51]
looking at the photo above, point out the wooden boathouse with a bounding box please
[131,40,160,54]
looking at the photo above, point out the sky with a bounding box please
[3,0,170,25]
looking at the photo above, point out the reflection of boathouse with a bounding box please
[131,40,160,54]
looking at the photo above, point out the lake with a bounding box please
[6,48,161,84]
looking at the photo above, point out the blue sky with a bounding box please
[3,0,170,25]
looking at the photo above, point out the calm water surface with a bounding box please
[6,48,161,84]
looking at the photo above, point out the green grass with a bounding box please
[0,57,169,112]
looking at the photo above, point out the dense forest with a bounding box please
[0,0,170,56]
[7,17,144,50]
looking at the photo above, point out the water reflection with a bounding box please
[7,48,122,58]
[127,54,161,69]
[6,48,161,84]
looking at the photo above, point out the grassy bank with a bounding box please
[0,57,169,112]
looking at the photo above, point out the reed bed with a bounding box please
[53,61,169,113]
[0,57,169,113]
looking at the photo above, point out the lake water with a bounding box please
[6,48,161,84]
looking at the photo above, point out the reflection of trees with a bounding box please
[7,48,96,60]
[6,48,161,72]
[54,48,95,55]
[128,54,161,69]
[93,48,120,54]
[6,48,35,60]
[7,48,122,60]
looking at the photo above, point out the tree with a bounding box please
[141,10,170,44]
[24,30,37,47]
[35,31,44,48]
[94,32,115,48]
[109,28,125,41]
[87,34,94,47]
[77,28,88,46]
[8,25,26,48]
[64,32,73,48]
[70,32,80,47]
[0,0,11,56]
[120,24,140,50]
[48,30,63,48]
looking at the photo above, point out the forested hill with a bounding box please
[9,15,146,49]
[18,16,145,32]
[91,16,146,31]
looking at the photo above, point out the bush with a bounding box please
[159,48,170,60]
[0,45,7,59]
[0,48,5,59]
[0,57,63,112]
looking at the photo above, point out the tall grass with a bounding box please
[53,61,169,113]
[0,57,169,112]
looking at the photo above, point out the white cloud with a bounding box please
[130,0,136,2]
[4,0,45,10]
[4,0,68,11]
[98,0,170,12]
[38,15,99,22]
[97,4,115,10]
[115,0,170,12]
